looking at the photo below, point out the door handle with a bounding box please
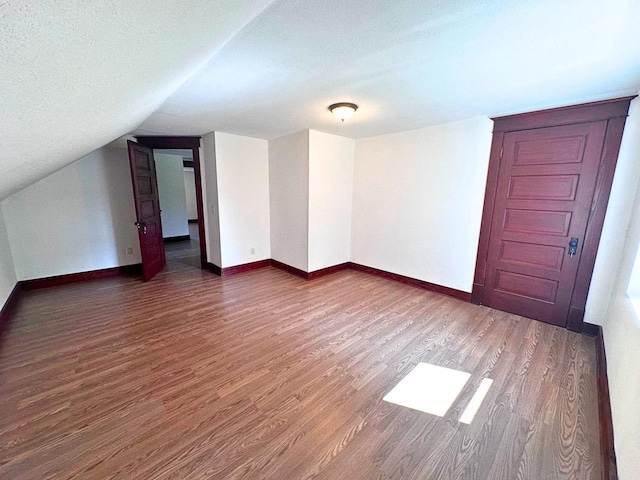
[568,237,579,257]
[135,221,147,235]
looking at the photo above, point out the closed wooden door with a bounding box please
[482,122,607,326]
[474,97,634,330]
[127,141,165,281]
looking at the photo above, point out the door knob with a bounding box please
[135,221,147,235]
[568,237,579,257]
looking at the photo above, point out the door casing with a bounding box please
[135,136,208,270]
[472,96,636,332]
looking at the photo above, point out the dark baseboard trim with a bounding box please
[567,305,586,333]
[0,282,22,337]
[206,262,222,276]
[308,263,351,280]
[582,322,600,337]
[471,283,483,305]
[590,324,618,480]
[270,261,351,280]
[188,219,198,224]
[348,262,472,302]
[271,260,309,279]
[21,264,143,291]
[268,259,471,301]
[222,259,271,276]
[164,235,191,243]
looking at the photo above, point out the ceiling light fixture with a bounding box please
[328,102,358,122]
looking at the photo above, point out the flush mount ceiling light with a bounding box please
[328,102,358,122]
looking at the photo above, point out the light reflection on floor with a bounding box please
[383,362,492,425]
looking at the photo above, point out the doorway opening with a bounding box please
[154,148,202,271]
[129,136,207,281]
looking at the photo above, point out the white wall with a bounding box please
[215,132,270,268]
[0,208,17,309]
[591,94,640,480]
[308,130,355,271]
[585,97,640,326]
[351,117,493,292]
[603,193,640,480]
[183,168,198,220]
[2,147,141,280]
[269,131,310,272]
[202,132,222,267]
[155,152,189,239]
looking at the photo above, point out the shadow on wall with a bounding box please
[100,147,141,266]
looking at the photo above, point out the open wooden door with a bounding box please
[127,140,165,281]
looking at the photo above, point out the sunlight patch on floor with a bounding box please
[383,363,470,417]
[459,378,493,424]
[383,362,493,424]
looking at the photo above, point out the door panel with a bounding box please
[512,135,586,165]
[499,241,564,270]
[507,175,579,200]
[127,141,165,282]
[503,209,572,235]
[483,121,607,326]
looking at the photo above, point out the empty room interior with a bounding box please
[2,1,640,479]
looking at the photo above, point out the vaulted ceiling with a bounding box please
[0,0,274,199]
[2,0,640,200]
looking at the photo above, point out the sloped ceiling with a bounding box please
[140,0,640,139]
[0,0,274,200]
[3,0,640,200]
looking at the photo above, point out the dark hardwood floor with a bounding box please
[163,222,202,268]
[0,249,600,479]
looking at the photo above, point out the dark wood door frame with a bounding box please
[472,96,636,332]
[135,136,208,269]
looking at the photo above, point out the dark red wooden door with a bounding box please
[127,141,165,281]
[483,121,607,326]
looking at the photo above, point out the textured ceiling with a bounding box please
[3,0,640,200]
[0,0,274,199]
[139,0,640,139]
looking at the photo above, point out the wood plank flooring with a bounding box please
[0,255,600,479]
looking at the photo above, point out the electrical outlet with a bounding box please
[251,248,255,255]
[126,247,133,255]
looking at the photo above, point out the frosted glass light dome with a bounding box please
[329,102,358,122]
